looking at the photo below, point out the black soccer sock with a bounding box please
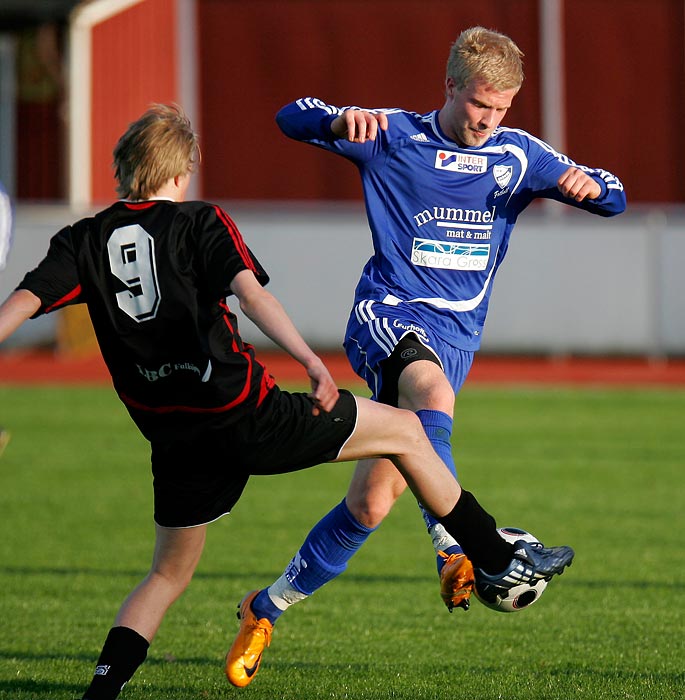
[81,626,149,700]
[438,490,514,574]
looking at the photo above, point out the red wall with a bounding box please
[198,0,540,200]
[564,0,685,203]
[197,0,685,204]
[13,0,685,204]
[90,0,178,203]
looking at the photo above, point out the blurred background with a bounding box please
[0,0,683,358]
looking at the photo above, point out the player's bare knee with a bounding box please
[398,381,454,414]
[150,565,194,596]
[346,491,394,528]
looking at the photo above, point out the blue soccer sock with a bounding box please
[416,409,457,477]
[415,409,464,569]
[251,499,376,624]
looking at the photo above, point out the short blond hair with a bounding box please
[113,103,199,200]
[446,26,524,92]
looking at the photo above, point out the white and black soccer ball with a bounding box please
[474,527,548,613]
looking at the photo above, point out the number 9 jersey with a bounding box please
[17,200,274,441]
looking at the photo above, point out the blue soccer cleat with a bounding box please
[474,539,574,605]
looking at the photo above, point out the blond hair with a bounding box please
[113,103,199,200]
[446,27,524,92]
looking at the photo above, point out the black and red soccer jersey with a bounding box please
[19,200,275,440]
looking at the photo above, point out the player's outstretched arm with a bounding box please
[229,270,339,414]
[0,289,41,344]
[331,110,388,143]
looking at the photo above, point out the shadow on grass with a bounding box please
[0,648,218,667]
[1,565,278,580]
[0,677,84,698]
[0,564,430,585]
[2,565,685,591]
[2,654,684,700]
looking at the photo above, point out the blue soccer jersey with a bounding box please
[277,98,626,352]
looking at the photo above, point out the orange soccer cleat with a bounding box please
[438,551,475,612]
[225,590,273,687]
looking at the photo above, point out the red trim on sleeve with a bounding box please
[213,205,257,273]
[44,284,82,313]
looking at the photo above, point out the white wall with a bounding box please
[2,202,684,356]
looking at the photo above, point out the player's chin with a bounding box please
[464,127,489,144]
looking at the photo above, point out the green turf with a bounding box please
[1,384,684,699]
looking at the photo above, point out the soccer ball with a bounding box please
[474,527,548,613]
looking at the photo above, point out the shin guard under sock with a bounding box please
[438,490,514,574]
[416,409,457,480]
[416,409,458,532]
[252,499,376,623]
[82,626,149,700]
[415,410,464,572]
[287,499,376,594]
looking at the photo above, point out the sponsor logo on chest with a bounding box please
[411,238,490,271]
[434,150,488,173]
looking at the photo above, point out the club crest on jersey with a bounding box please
[493,164,513,189]
[435,150,487,173]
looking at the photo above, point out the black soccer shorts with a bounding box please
[151,387,357,527]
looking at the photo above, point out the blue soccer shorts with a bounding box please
[343,300,474,401]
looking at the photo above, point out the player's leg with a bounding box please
[239,456,404,644]
[241,347,466,645]
[346,341,473,610]
[353,331,469,555]
[227,402,468,688]
[343,359,456,527]
[227,396,575,686]
[333,398,462,513]
[234,399,472,619]
[81,524,207,700]
[115,524,207,638]
[340,398,574,594]
[225,494,378,688]
[392,357,476,610]
[243,351,461,627]
[345,456,407,526]
[228,457,399,686]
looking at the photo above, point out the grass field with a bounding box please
[1,383,684,700]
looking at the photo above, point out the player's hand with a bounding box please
[331,110,388,143]
[306,359,340,415]
[557,166,602,202]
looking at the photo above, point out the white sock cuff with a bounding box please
[267,574,309,611]
[429,523,458,553]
